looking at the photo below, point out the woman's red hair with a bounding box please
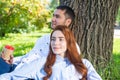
[43,25,87,80]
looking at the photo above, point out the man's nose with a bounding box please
[52,17,56,21]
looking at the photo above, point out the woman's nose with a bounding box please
[54,39,59,45]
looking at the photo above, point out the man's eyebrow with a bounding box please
[53,14,59,16]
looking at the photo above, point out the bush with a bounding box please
[0,0,51,37]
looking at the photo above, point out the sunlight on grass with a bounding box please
[113,38,120,73]
[0,27,51,56]
[113,38,120,54]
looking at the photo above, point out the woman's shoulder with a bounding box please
[82,58,94,69]
[82,59,91,65]
[82,59,102,80]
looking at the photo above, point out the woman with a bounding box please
[42,25,102,80]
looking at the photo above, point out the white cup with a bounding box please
[2,45,14,60]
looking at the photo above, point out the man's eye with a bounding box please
[56,15,60,18]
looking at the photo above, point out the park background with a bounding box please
[0,0,120,80]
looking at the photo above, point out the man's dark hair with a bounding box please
[56,5,75,22]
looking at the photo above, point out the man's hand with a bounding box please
[1,52,13,64]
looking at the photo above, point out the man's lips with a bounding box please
[52,24,56,26]
[51,22,56,25]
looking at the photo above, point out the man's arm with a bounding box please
[0,34,50,75]
[0,57,11,74]
[0,57,46,80]
[12,34,50,70]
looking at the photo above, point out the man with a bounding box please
[0,5,80,75]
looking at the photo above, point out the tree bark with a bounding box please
[60,0,120,69]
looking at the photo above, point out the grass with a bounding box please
[0,28,120,79]
[99,38,120,80]
[0,27,51,56]
[112,38,120,79]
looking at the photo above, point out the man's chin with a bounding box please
[51,25,56,29]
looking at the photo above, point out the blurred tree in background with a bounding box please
[49,0,59,10]
[0,0,51,37]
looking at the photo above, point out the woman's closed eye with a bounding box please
[51,38,56,41]
[59,38,65,41]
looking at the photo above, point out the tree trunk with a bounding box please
[60,0,120,69]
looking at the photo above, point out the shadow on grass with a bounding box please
[113,53,120,63]
[100,53,120,80]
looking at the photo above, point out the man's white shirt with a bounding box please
[13,34,50,70]
[13,34,80,70]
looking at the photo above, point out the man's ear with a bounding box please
[65,19,72,27]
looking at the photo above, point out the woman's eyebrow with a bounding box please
[51,36,64,38]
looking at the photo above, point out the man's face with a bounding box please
[51,9,71,29]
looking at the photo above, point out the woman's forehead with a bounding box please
[52,30,64,38]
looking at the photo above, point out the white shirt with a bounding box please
[13,33,80,70]
[13,34,50,70]
[0,56,102,80]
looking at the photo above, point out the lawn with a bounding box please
[0,27,51,56]
[0,28,120,79]
[100,38,120,80]
[112,38,120,79]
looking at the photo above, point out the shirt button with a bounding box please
[22,62,24,63]
[40,49,42,51]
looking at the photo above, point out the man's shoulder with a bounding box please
[37,34,50,40]
[40,34,50,38]
[36,33,51,44]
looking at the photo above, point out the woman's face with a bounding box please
[51,30,67,57]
